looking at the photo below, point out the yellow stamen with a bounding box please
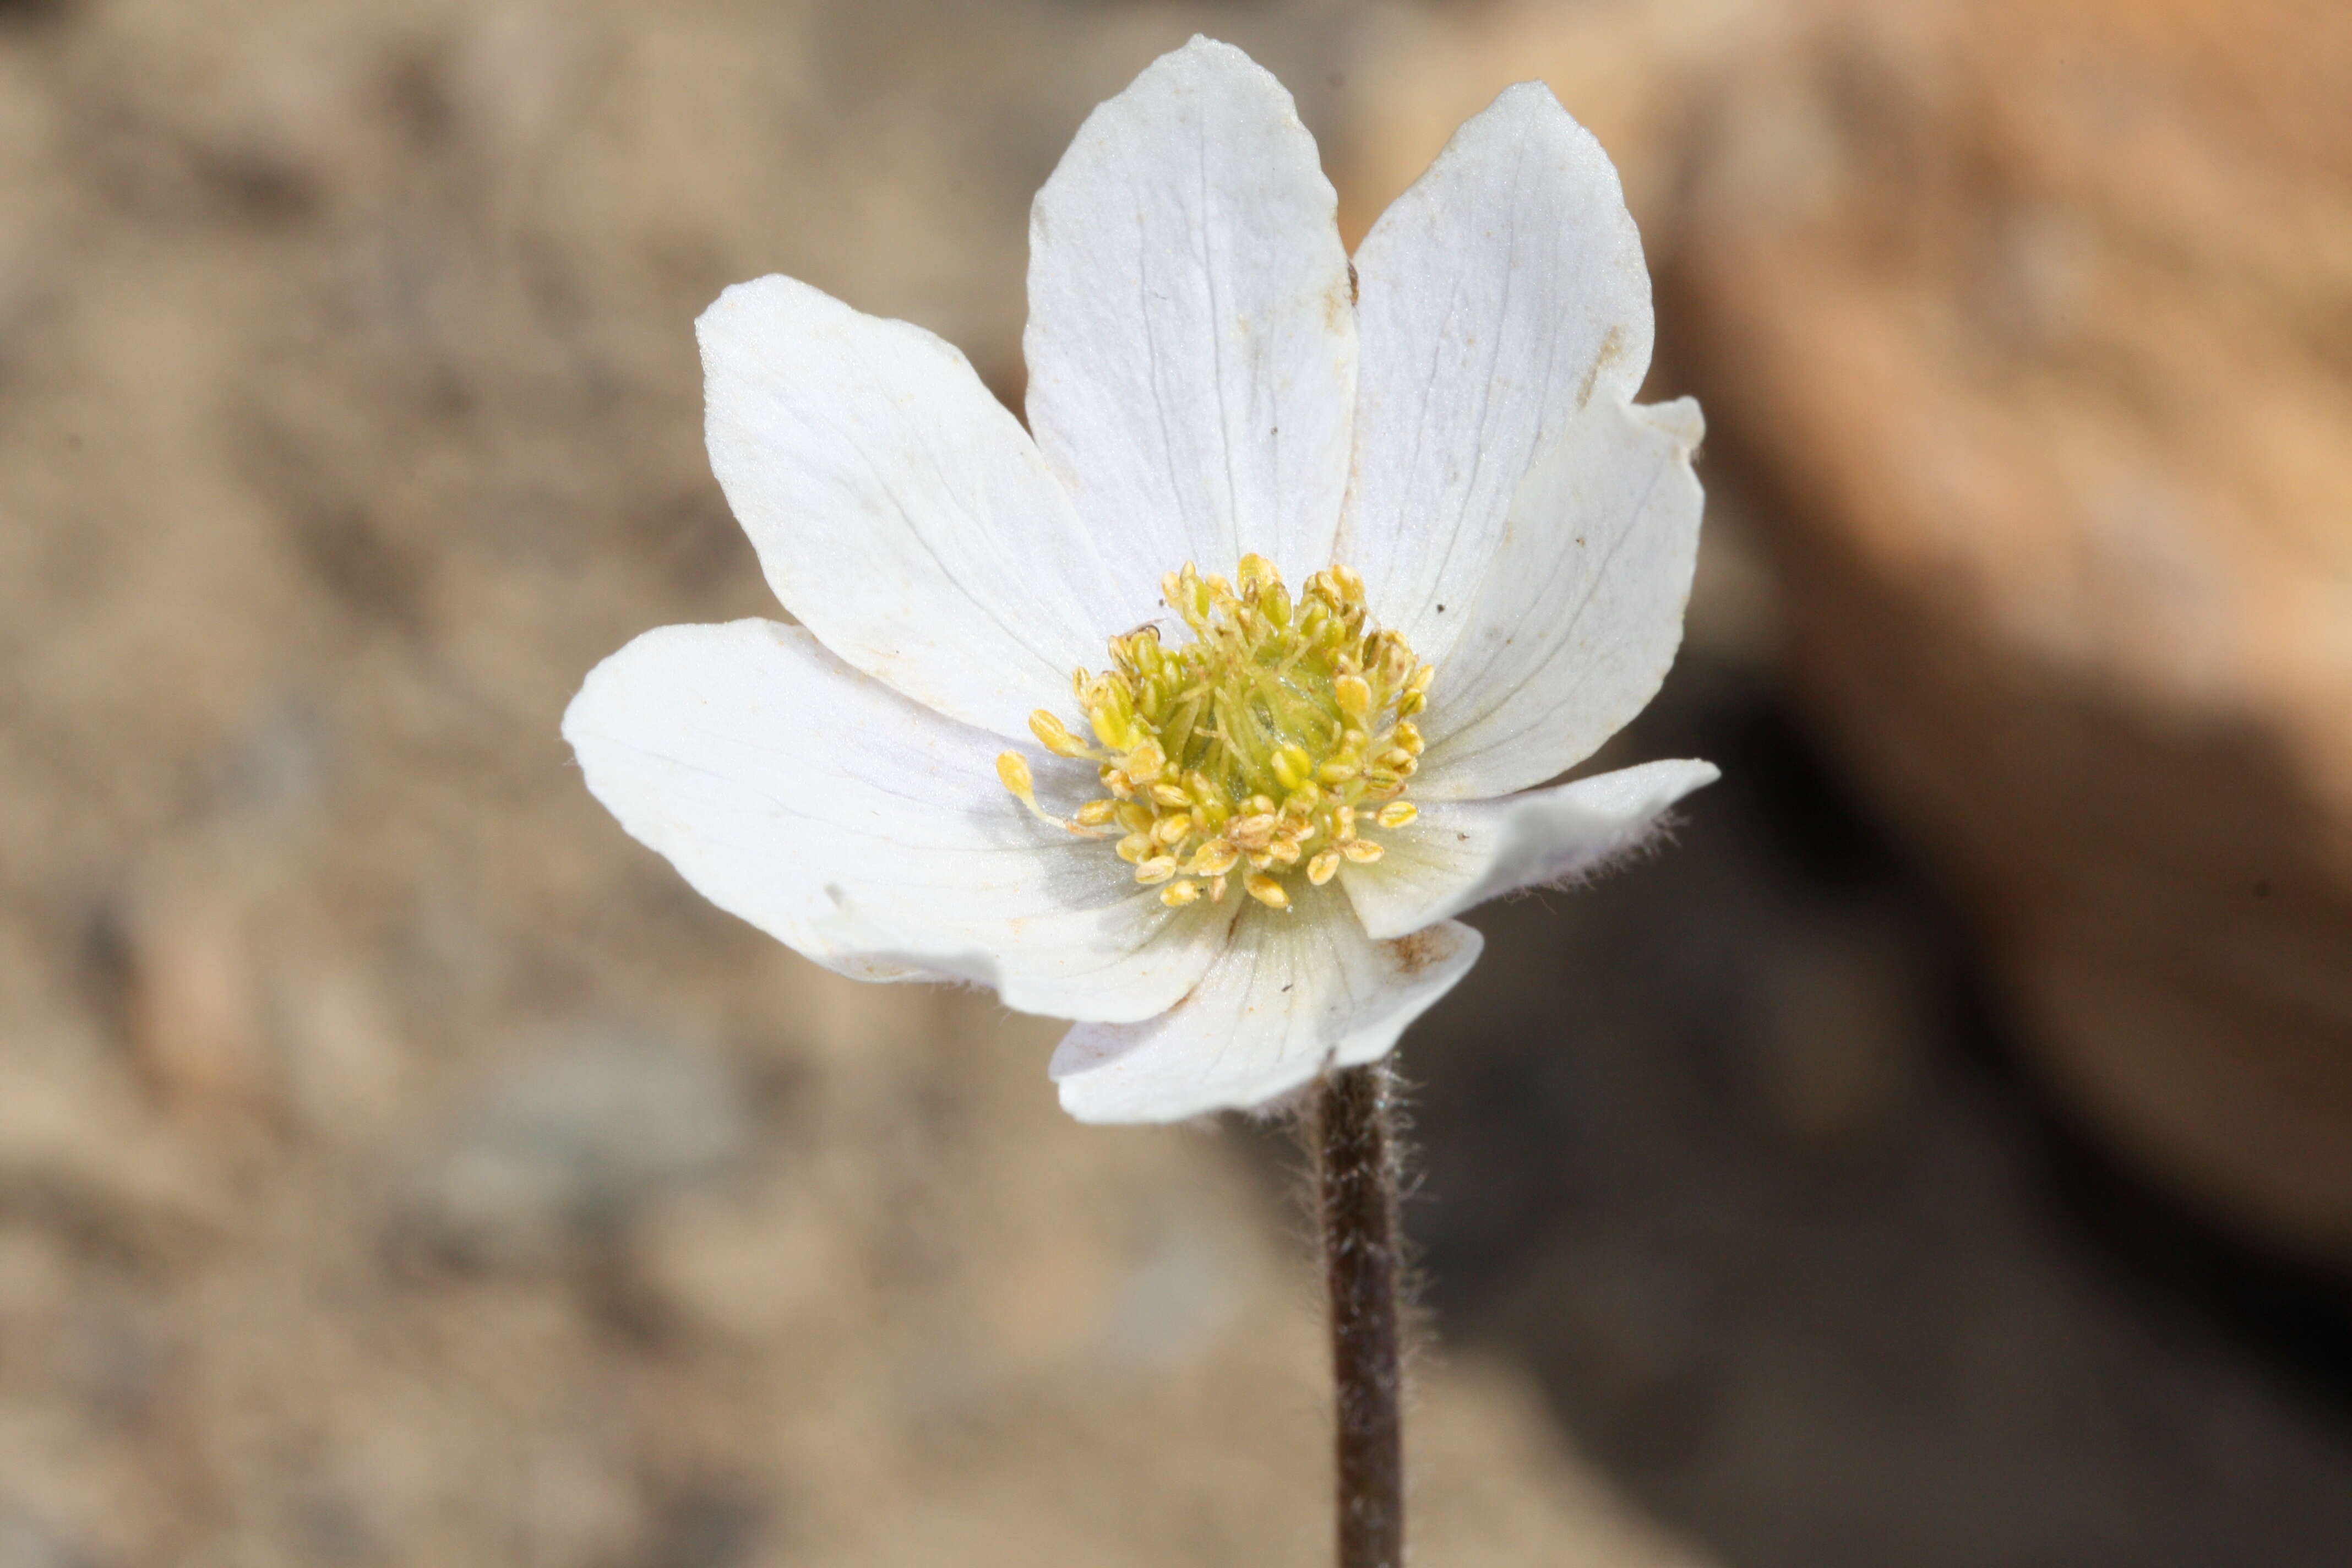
[1229,813,1278,850]
[996,750,1101,836]
[1003,556,1434,907]
[995,750,1034,803]
[1029,711,1096,759]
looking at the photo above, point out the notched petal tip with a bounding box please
[1636,395,1706,453]
[693,271,802,351]
[1104,34,1295,121]
[1490,77,1568,116]
[1477,77,1617,170]
[1163,33,1282,83]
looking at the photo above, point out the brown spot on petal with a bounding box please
[1576,323,1627,409]
[1383,928,1452,978]
[1325,265,1355,333]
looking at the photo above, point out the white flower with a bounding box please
[563,38,1716,1124]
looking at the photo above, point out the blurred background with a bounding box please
[2,0,2348,1564]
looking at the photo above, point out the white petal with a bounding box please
[699,275,1130,742]
[1338,81,1653,666]
[563,619,1233,1021]
[1024,36,1357,587]
[1412,397,1703,801]
[1051,907,1482,1123]
[1342,759,1718,940]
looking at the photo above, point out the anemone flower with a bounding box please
[564,37,1713,1126]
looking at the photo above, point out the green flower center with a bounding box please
[998,555,1430,910]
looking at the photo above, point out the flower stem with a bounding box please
[1315,1062,1404,1568]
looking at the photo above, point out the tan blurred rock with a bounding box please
[1353,0,2352,1267]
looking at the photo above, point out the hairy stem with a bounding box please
[1315,1062,1404,1568]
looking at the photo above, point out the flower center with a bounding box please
[997,555,1431,911]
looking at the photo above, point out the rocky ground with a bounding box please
[0,2,2345,1566]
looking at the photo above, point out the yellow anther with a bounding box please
[1084,685,1142,752]
[1125,739,1167,784]
[1101,767,1134,800]
[1188,841,1239,877]
[1117,802,1153,834]
[1028,710,1094,759]
[997,749,1101,836]
[1270,744,1313,792]
[1334,674,1371,718]
[1375,801,1418,829]
[1161,879,1201,907]
[1135,855,1178,884]
[995,751,1034,803]
[1115,832,1152,864]
[1377,748,1416,772]
[1308,850,1341,885]
[1229,813,1278,850]
[1407,663,1436,696]
[1341,839,1385,864]
[1269,838,1302,866]
[1393,721,1425,756]
[1151,781,1190,808]
[1336,805,1357,842]
[1153,812,1193,845]
[1245,874,1290,910]
[1075,799,1119,828]
[1317,760,1360,785]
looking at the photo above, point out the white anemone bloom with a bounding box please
[564,39,1716,1123]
